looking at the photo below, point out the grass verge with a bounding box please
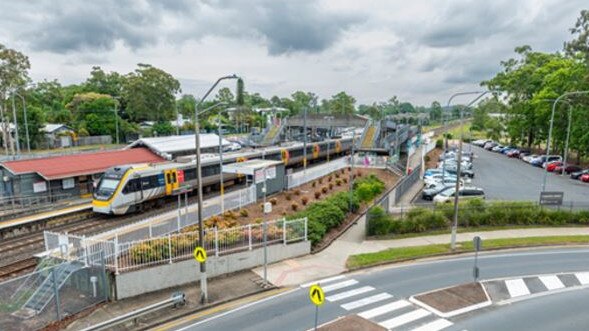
[346,235,589,270]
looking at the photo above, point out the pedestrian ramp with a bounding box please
[302,276,453,331]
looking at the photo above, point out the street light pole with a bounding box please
[303,106,308,172]
[194,75,240,304]
[542,91,589,193]
[537,99,572,177]
[12,92,30,153]
[10,94,21,156]
[443,92,484,181]
[450,91,496,250]
[114,98,120,145]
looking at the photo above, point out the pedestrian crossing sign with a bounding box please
[193,246,207,263]
[309,284,325,306]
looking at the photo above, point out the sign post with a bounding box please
[473,236,482,282]
[539,191,564,207]
[309,284,325,331]
[193,246,207,297]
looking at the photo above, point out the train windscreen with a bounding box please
[95,177,120,200]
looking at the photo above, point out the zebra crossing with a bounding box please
[485,272,589,302]
[302,276,453,331]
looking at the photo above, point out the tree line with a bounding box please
[474,10,589,162]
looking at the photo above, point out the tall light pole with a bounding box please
[10,93,21,156]
[303,106,308,172]
[194,75,241,304]
[11,91,30,153]
[112,97,121,145]
[324,116,334,162]
[450,90,498,250]
[536,99,572,177]
[443,92,484,181]
[542,91,589,193]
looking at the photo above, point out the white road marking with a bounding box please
[539,275,565,290]
[575,272,589,285]
[341,292,393,310]
[411,318,454,331]
[358,299,411,319]
[321,279,358,293]
[326,286,374,302]
[379,308,431,329]
[300,275,346,288]
[505,279,530,298]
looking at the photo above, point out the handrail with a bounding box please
[80,293,185,331]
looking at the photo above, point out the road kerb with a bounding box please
[409,282,492,318]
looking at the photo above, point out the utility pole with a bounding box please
[303,106,308,172]
[11,94,20,156]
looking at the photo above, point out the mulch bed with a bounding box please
[318,315,385,331]
[414,282,488,313]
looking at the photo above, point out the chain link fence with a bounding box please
[0,251,108,331]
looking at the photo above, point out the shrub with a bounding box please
[291,202,299,211]
[435,138,443,149]
[367,207,392,236]
[306,219,327,245]
[285,193,292,201]
[322,186,328,194]
[328,176,333,182]
[295,189,301,196]
[424,155,431,163]
[335,173,340,178]
[270,198,278,205]
[315,191,321,199]
[301,196,309,206]
[306,202,345,229]
[318,178,323,184]
[254,218,263,224]
[312,181,316,187]
[329,183,334,190]
[335,179,342,186]
[356,171,363,177]
[343,178,348,184]
[260,203,265,211]
[130,244,155,264]
[223,210,237,219]
[239,209,249,217]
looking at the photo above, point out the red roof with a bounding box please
[2,148,164,180]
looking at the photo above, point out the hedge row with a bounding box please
[367,199,589,236]
[288,174,385,245]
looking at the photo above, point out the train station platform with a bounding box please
[0,201,92,231]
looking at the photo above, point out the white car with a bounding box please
[433,186,485,204]
[424,176,461,189]
[523,154,538,163]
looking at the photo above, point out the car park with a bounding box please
[570,169,589,180]
[433,186,485,204]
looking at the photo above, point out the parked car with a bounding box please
[423,169,452,179]
[546,161,563,172]
[433,186,485,204]
[424,176,462,189]
[484,142,498,150]
[500,146,516,154]
[422,184,453,201]
[445,167,475,178]
[542,156,563,168]
[570,169,589,180]
[506,149,520,158]
[553,165,583,174]
[523,154,538,163]
[491,145,504,152]
[581,173,589,183]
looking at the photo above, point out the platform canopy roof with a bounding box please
[222,159,282,175]
[126,134,230,159]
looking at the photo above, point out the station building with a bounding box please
[0,148,164,200]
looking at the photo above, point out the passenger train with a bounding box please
[92,138,353,215]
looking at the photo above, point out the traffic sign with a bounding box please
[193,246,207,263]
[473,236,482,251]
[309,284,325,306]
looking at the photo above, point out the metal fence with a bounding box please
[44,217,307,273]
[286,157,348,189]
[87,185,257,244]
[350,154,393,169]
[0,251,108,331]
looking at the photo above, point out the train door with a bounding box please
[164,169,179,195]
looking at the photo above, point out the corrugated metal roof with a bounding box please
[125,134,231,159]
[1,148,164,180]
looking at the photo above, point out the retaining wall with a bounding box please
[114,241,310,299]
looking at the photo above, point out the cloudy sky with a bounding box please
[0,0,586,105]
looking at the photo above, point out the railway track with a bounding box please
[0,257,37,282]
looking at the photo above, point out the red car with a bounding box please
[581,173,589,183]
[546,161,563,172]
[553,165,583,174]
[506,150,520,158]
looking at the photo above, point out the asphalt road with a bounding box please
[470,145,589,203]
[448,287,589,331]
[168,248,589,331]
